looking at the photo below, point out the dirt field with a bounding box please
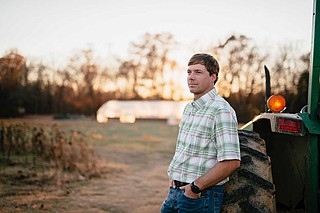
[0,116,178,213]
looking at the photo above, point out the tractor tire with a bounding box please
[222,130,276,213]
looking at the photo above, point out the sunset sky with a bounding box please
[0,0,314,66]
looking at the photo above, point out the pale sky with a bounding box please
[0,0,314,66]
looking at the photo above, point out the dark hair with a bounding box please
[188,53,220,76]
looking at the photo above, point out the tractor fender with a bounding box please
[241,113,305,136]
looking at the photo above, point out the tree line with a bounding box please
[0,33,311,123]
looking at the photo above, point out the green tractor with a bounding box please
[222,0,320,212]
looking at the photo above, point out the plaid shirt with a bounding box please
[168,88,241,185]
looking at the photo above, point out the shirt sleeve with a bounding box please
[213,108,241,162]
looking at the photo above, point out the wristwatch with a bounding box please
[191,181,201,194]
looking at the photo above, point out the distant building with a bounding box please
[96,100,189,125]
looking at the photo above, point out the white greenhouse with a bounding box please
[96,100,189,125]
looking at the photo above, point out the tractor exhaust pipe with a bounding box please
[264,65,271,112]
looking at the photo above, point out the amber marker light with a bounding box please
[267,95,286,113]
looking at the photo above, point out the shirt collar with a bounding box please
[191,88,217,110]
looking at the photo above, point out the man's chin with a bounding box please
[189,89,196,94]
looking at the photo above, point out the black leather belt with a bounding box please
[174,180,189,187]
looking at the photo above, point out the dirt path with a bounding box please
[61,149,172,213]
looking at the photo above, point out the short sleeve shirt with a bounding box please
[168,88,241,185]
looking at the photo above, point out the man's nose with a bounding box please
[188,72,195,79]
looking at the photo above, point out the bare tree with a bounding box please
[127,32,178,99]
[272,43,307,95]
[0,51,26,116]
[116,60,142,99]
[0,51,26,90]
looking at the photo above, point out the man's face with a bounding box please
[187,64,216,99]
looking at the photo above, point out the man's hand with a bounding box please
[169,179,176,187]
[180,184,201,198]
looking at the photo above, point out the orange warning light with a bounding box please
[267,95,286,113]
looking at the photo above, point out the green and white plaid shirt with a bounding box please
[168,88,241,185]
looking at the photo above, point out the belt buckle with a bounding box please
[174,180,188,187]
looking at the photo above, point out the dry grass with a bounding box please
[0,121,104,186]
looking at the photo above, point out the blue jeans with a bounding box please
[160,185,224,213]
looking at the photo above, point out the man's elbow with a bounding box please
[230,160,241,171]
[234,160,240,169]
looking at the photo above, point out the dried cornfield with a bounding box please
[0,121,104,185]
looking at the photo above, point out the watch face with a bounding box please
[191,182,201,193]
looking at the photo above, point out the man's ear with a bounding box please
[214,76,219,84]
[211,74,217,84]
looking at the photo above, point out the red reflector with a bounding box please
[277,118,302,133]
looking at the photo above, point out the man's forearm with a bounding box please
[194,159,240,190]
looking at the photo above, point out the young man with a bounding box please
[161,53,241,213]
